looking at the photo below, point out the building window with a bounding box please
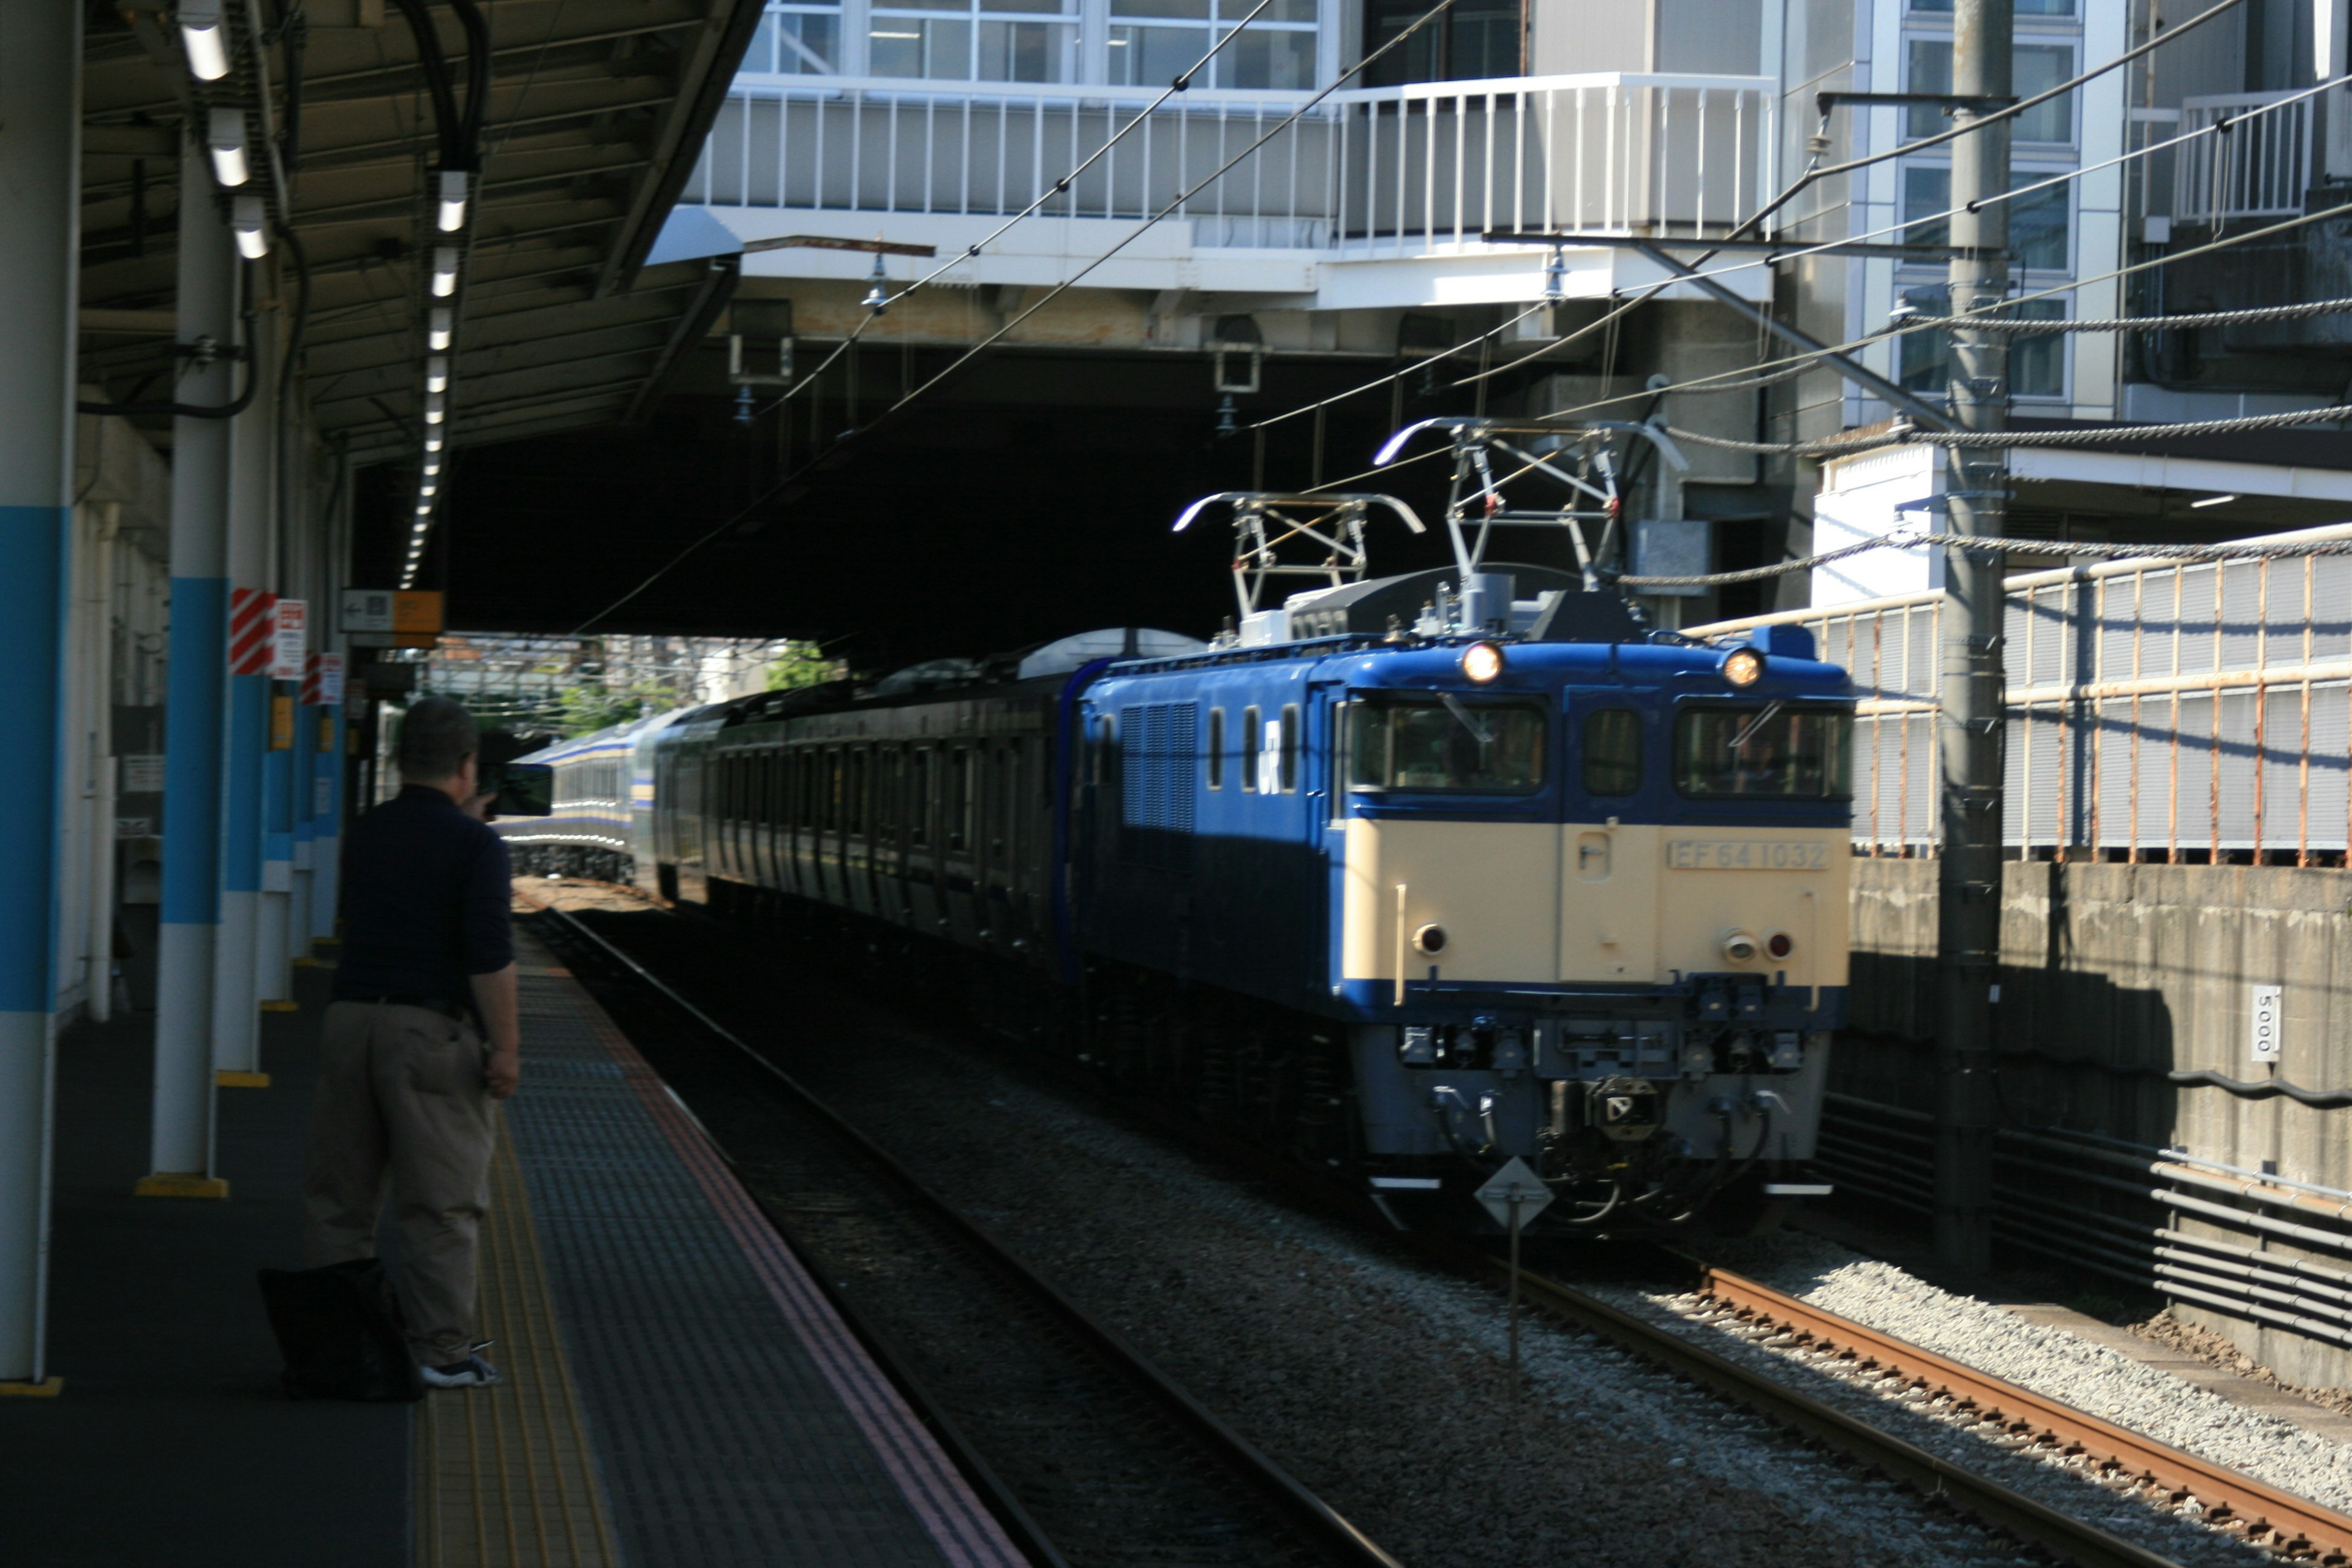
[1899,296,2068,400]
[872,0,1077,82]
[1911,0,2074,15]
[1904,164,2070,273]
[749,0,843,74]
[1904,39,2076,145]
[1360,0,1515,85]
[1109,0,1317,89]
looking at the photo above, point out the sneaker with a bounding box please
[419,1354,502,1389]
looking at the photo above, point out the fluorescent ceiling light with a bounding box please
[428,307,453,352]
[435,170,470,234]
[430,246,460,297]
[208,107,250,188]
[231,194,269,258]
[179,0,231,80]
[426,356,449,394]
[2189,493,2239,508]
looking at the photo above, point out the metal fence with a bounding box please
[688,71,1775,254]
[2173,87,2316,222]
[1692,524,2352,859]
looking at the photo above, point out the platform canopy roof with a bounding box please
[80,0,758,466]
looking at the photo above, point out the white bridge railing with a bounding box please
[1695,524,2352,861]
[688,71,1777,254]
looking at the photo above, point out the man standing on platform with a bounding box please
[301,695,521,1389]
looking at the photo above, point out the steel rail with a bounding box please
[523,898,1406,1568]
[1692,1264,2352,1566]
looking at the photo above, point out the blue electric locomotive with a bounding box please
[503,502,1855,1235]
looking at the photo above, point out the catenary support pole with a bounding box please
[0,0,80,1389]
[1934,0,2013,1276]
[148,140,234,1199]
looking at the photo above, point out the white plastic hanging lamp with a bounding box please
[179,0,231,80]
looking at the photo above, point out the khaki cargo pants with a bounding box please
[301,999,499,1369]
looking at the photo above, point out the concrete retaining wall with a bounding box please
[1834,858,2352,1389]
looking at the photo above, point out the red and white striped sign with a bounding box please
[301,652,345,706]
[229,589,276,676]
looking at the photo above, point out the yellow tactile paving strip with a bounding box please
[415,1112,622,1568]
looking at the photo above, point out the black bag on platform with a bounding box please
[257,1259,426,1403]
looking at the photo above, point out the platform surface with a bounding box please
[0,933,1028,1568]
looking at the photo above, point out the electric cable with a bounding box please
[565,0,1474,635]
[881,0,1468,421]
[742,0,1287,424]
[1612,526,2352,591]
[1517,192,2352,428]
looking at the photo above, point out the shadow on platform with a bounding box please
[0,960,409,1568]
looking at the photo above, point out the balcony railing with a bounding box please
[688,72,1777,254]
[2174,88,2315,222]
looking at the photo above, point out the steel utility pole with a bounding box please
[1935,0,2013,1275]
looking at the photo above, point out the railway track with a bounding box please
[1682,1265,2352,1566]
[527,890,2352,1568]
[524,895,1402,1568]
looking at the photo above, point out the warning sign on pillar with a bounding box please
[302,651,345,705]
[229,588,277,676]
[270,598,309,680]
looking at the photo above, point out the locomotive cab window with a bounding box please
[1280,704,1300,793]
[1241,706,1262,793]
[1348,698,1545,793]
[1673,704,1853,799]
[1582,709,1643,796]
[1206,707,1224,790]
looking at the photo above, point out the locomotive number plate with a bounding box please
[1665,839,1830,870]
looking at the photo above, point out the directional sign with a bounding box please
[1475,1156,1555,1231]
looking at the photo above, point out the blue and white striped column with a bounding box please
[0,1,80,1388]
[311,692,346,941]
[213,344,274,1081]
[146,140,234,1198]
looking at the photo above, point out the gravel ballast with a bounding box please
[1664,1234,2352,1515]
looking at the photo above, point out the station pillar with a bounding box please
[213,331,273,1081]
[146,143,235,1197]
[0,1,80,1389]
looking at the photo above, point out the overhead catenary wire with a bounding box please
[1613,528,2352,590]
[1245,0,2267,439]
[741,0,1286,425]
[565,0,1476,636]
[1521,192,2352,429]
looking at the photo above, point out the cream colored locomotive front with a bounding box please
[1341,818,1850,992]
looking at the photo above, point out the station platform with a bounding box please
[0,933,1030,1568]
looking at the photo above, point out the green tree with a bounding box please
[556,681,670,737]
[764,640,840,691]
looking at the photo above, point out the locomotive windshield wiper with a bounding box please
[1441,692,1496,746]
[1728,701,1785,753]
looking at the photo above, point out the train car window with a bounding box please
[1206,707,1224,790]
[1348,699,1546,793]
[826,749,843,831]
[1583,709,1643,796]
[848,750,868,836]
[1279,704,1300,793]
[1240,706,1261,793]
[910,748,932,845]
[1673,705,1853,799]
[948,747,971,851]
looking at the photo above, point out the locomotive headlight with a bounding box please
[1721,929,1760,964]
[1766,931,1795,960]
[1724,647,1765,687]
[1461,641,1505,684]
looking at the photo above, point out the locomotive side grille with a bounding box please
[1118,701,1196,873]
